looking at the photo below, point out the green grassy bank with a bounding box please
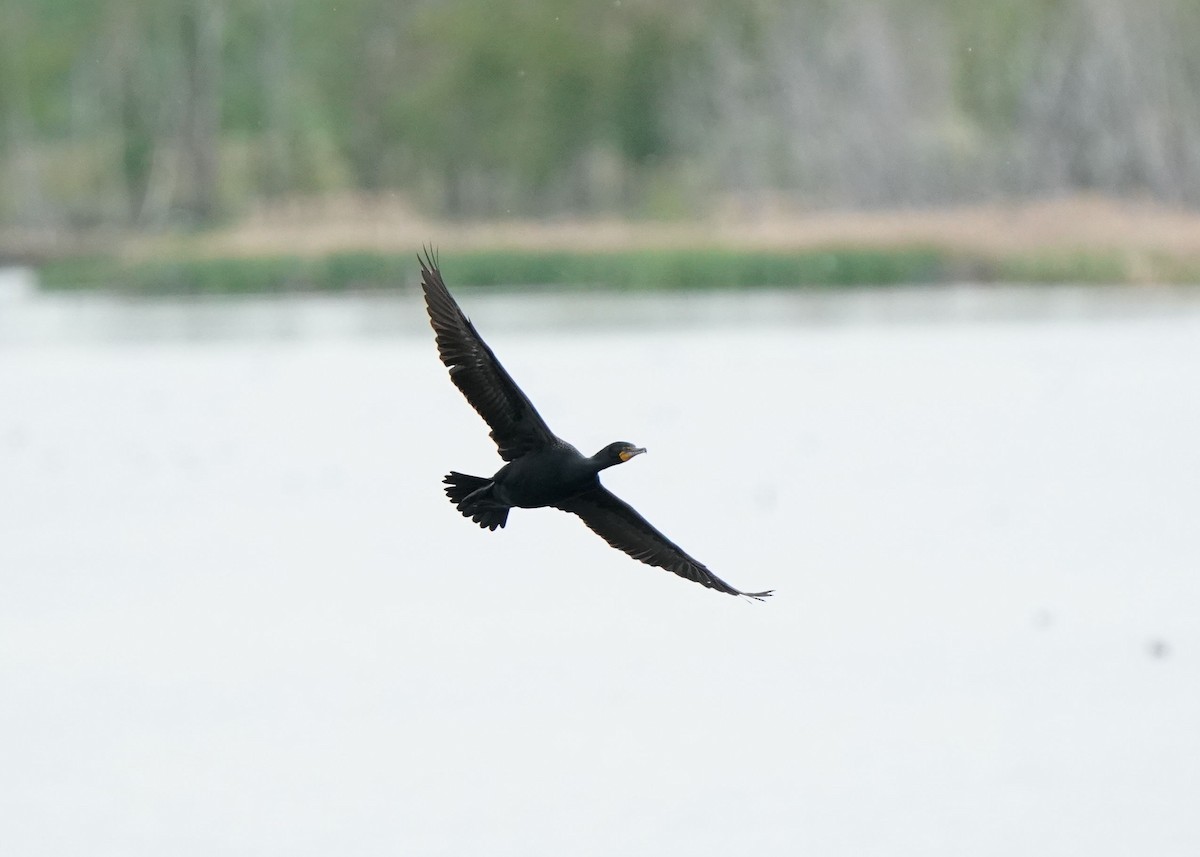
[36,246,1192,295]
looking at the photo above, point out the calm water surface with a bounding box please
[2,271,1199,856]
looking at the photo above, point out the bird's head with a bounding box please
[595,441,646,469]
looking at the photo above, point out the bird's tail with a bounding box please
[443,471,510,531]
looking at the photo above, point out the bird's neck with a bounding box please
[587,452,618,473]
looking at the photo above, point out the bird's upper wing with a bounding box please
[420,250,559,461]
[555,486,773,599]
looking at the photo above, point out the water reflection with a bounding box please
[2,265,1199,345]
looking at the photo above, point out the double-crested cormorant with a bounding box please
[420,250,772,600]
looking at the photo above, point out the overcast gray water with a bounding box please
[3,269,1199,856]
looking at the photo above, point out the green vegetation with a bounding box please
[40,253,408,294]
[436,249,947,290]
[994,252,1131,285]
[38,247,1200,294]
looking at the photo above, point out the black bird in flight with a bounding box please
[419,251,772,600]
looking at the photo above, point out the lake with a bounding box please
[2,274,1199,856]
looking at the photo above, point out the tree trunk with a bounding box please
[180,0,224,223]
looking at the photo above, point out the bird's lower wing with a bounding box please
[554,487,772,599]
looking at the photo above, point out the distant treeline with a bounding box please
[3,0,1199,230]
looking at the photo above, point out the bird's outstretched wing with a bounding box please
[420,249,559,461]
[555,487,773,600]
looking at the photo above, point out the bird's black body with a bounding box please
[419,250,772,599]
[493,443,611,508]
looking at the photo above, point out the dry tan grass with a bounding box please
[6,193,1200,264]
[150,193,1200,260]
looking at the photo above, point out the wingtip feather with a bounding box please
[418,244,440,275]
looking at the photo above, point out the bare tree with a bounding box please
[1019,0,1200,204]
[0,5,50,227]
[179,0,225,223]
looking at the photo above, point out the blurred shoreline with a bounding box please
[5,194,1200,291]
